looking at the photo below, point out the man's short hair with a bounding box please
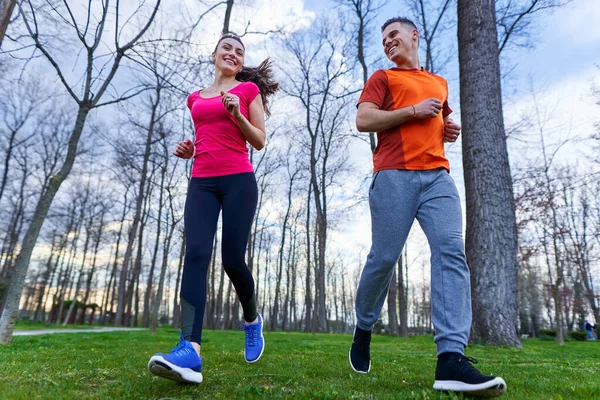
[381,17,418,33]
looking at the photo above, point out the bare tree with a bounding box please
[496,0,571,54]
[271,149,301,330]
[281,18,357,332]
[335,0,387,152]
[0,0,161,344]
[0,76,48,204]
[457,0,520,346]
[150,130,184,333]
[407,0,453,73]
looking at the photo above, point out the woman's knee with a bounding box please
[185,244,213,265]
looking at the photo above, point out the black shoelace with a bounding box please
[454,355,484,376]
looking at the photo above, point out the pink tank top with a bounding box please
[187,82,261,178]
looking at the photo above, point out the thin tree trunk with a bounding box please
[216,237,225,328]
[0,170,28,316]
[304,185,312,332]
[33,234,57,321]
[150,188,179,333]
[125,175,154,325]
[222,0,234,34]
[78,210,106,324]
[116,89,162,326]
[171,234,185,329]
[63,201,94,326]
[101,192,129,324]
[398,251,408,337]
[387,269,399,335]
[144,162,166,327]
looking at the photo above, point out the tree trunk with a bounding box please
[63,203,94,326]
[271,179,294,330]
[124,168,154,326]
[222,0,234,34]
[216,238,225,328]
[144,161,166,327]
[78,210,105,324]
[457,0,520,347]
[0,164,28,311]
[33,234,57,321]
[0,0,16,47]
[171,233,185,329]
[116,90,161,325]
[398,252,409,337]
[0,107,91,343]
[304,185,312,332]
[387,269,399,335]
[101,192,129,324]
[150,201,177,334]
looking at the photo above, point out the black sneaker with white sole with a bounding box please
[349,326,371,374]
[433,352,506,398]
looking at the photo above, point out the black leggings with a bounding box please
[180,172,258,343]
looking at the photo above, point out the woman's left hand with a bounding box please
[221,91,242,119]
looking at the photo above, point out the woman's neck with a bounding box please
[212,70,238,89]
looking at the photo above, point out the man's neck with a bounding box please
[394,54,421,70]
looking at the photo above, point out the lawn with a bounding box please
[0,327,598,399]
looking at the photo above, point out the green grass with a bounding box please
[13,320,106,330]
[0,328,599,399]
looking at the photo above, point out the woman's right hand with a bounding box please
[173,139,194,159]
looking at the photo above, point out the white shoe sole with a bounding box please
[245,327,265,363]
[433,377,507,397]
[148,355,203,384]
[348,348,371,374]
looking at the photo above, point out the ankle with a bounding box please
[355,326,372,336]
[191,341,201,356]
[438,352,463,362]
[245,315,259,325]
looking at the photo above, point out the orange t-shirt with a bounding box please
[358,68,452,172]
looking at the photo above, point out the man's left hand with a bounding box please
[444,119,461,143]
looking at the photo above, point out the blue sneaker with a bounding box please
[148,334,203,383]
[244,314,264,363]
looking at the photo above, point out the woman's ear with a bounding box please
[211,51,216,64]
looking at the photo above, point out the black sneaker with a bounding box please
[349,326,371,374]
[433,352,506,398]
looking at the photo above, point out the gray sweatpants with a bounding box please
[355,169,471,356]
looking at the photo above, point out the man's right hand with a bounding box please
[173,139,194,159]
[414,98,443,119]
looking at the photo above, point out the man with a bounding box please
[349,17,506,398]
[584,320,596,340]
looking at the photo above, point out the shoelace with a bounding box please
[461,356,479,365]
[455,355,483,376]
[244,324,259,347]
[170,333,188,356]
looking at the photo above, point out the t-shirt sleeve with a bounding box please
[442,80,453,118]
[357,70,389,109]
[244,82,261,105]
[187,92,197,110]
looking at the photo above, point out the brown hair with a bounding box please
[381,17,418,32]
[215,34,279,116]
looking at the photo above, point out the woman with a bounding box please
[148,33,279,384]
